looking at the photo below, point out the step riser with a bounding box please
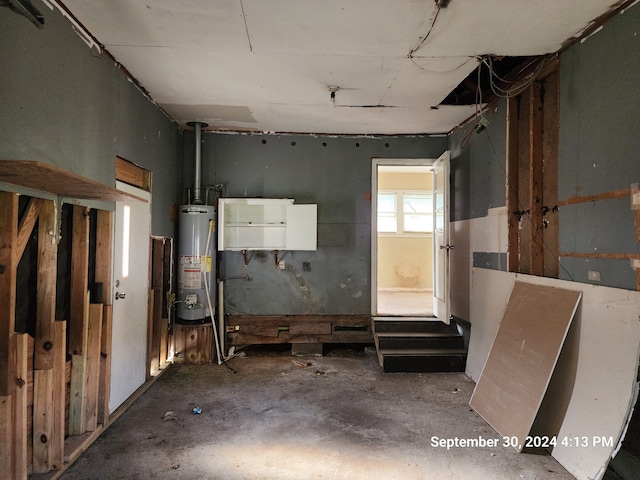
[377,337,464,350]
[382,355,467,373]
[373,322,459,334]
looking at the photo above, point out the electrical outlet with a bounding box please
[278,260,285,270]
[588,271,601,281]
[303,261,311,272]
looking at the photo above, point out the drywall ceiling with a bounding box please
[58,0,625,135]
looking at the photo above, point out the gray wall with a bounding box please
[0,4,182,237]
[448,3,640,292]
[185,133,447,315]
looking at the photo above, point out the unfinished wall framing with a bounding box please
[0,191,118,478]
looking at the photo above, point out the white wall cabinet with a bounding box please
[218,198,317,251]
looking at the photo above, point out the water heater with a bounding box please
[176,205,216,324]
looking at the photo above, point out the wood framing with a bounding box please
[506,96,520,273]
[174,324,214,365]
[35,199,58,371]
[116,156,151,192]
[506,61,560,278]
[16,197,42,262]
[13,334,28,480]
[68,292,90,436]
[69,206,90,357]
[226,315,372,345]
[97,305,113,426]
[0,191,18,396]
[84,304,103,432]
[51,321,66,471]
[32,368,54,473]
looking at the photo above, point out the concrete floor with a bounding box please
[377,290,434,316]
[59,346,574,480]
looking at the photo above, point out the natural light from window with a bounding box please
[378,191,433,234]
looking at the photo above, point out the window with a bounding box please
[378,191,433,234]
[377,193,397,232]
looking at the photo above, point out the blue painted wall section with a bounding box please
[0,5,182,238]
[185,133,447,315]
[448,4,640,291]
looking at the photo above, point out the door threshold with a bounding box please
[373,315,439,321]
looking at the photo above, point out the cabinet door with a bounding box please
[286,204,317,250]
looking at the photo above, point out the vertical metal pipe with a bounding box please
[187,121,208,205]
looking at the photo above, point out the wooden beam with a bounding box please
[529,80,544,276]
[115,156,151,192]
[69,206,90,356]
[35,199,58,370]
[558,188,632,206]
[0,390,14,474]
[16,197,43,262]
[98,305,113,426]
[0,191,18,396]
[506,96,520,273]
[84,304,103,432]
[559,252,640,260]
[12,334,28,480]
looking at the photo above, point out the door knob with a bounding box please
[439,244,455,250]
[115,292,126,300]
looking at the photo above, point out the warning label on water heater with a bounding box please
[178,256,203,289]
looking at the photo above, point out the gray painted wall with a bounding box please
[0,5,182,238]
[448,4,640,292]
[184,133,447,315]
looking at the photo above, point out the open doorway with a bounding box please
[372,161,435,317]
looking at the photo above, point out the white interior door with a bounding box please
[433,151,451,324]
[111,181,150,413]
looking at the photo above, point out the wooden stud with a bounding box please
[13,334,28,480]
[146,289,154,379]
[506,96,520,273]
[51,321,66,471]
[69,206,90,357]
[541,68,560,278]
[68,291,90,436]
[16,197,42,262]
[98,305,113,426]
[0,191,18,396]
[84,304,103,432]
[150,288,163,374]
[518,88,532,274]
[32,368,54,473]
[529,80,544,277]
[0,391,14,474]
[35,199,58,371]
[95,210,114,304]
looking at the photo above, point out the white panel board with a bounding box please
[468,268,640,480]
[286,205,317,251]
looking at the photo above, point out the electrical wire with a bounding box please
[407,5,442,58]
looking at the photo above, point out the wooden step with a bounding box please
[372,317,460,335]
[379,348,468,373]
[375,332,465,350]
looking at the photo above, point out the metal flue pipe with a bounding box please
[187,121,208,205]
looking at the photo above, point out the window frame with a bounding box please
[377,189,434,237]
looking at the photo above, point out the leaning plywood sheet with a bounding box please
[468,269,640,480]
[469,281,582,452]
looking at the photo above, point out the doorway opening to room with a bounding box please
[372,160,435,317]
[371,153,451,321]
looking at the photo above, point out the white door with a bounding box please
[110,181,150,412]
[433,151,451,324]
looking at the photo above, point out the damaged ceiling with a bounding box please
[47,0,628,135]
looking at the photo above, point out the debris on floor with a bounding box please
[161,411,178,421]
